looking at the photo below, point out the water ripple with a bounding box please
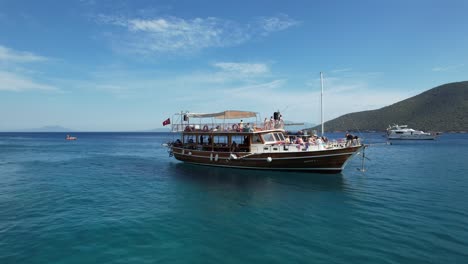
[1,132,468,263]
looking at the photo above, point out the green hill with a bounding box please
[315,81,468,132]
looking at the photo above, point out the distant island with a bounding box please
[313,81,468,132]
[146,128,171,132]
[284,121,316,131]
[10,126,76,132]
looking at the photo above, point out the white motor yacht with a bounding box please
[387,124,436,140]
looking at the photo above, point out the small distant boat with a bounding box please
[66,134,77,140]
[387,124,436,140]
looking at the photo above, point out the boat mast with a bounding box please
[320,72,324,136]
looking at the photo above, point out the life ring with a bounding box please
[203,125,209,131]
[185,126,191,132]
[232,124,239,131]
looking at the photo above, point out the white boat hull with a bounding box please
[388,134,436,140]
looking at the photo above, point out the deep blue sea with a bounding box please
[1,132,467,263]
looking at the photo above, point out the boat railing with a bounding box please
[251,139,354,152]
[171,121,285,132]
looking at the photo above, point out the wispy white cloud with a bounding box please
[92,83,134,99]
[256,14,299,35]
[155,62,271,86]
[95,84,128,93]
[169,78,290,112]
[302,72,418,121]
[213,62,269,76]
[97,14,299,55]
[154,69,410,123]
[432,64,465,72]
[331,68,352,73]
[224,79,285,95]
[0,71,58,92]
[0,45,47,63]
[0,46,56,92]
[80,65,412,125]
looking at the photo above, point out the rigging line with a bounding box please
[280,105,291,114]
[346,114,364,138]
[344,115,365,142]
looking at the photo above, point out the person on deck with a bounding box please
[345,133,354,147]
[244,123,251,132]
[230,141,239,152]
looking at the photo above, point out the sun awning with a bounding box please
[186,110,257,119]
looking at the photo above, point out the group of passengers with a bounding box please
[238,120,255,132]
[285,135,328,145]
[263,115,284,130]
[345,133,360,147]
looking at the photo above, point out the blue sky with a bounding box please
[0,0,467,131]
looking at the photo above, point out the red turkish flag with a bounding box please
[162,118,170,126]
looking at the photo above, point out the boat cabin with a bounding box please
[177,129,291,152]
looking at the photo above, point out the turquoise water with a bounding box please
[1,132,467,263]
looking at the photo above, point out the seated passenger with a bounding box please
[243,123,251,132]
[316,137,324,150]
[352,135,359,146]
[296,137,304,145]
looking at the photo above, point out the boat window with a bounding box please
[278,133,285,141]
[231,135,244,145]
[184,135,195,143]
[274,133,285,141]
[273,133,281,141]
[214,136,228,144]
[262,133,276,143]
[396,131,404,134]
[252,134,262,143]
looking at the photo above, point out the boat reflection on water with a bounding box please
[171,162,346,192]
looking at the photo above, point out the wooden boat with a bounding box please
[165,73,364,174]
[165,110,363,174]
